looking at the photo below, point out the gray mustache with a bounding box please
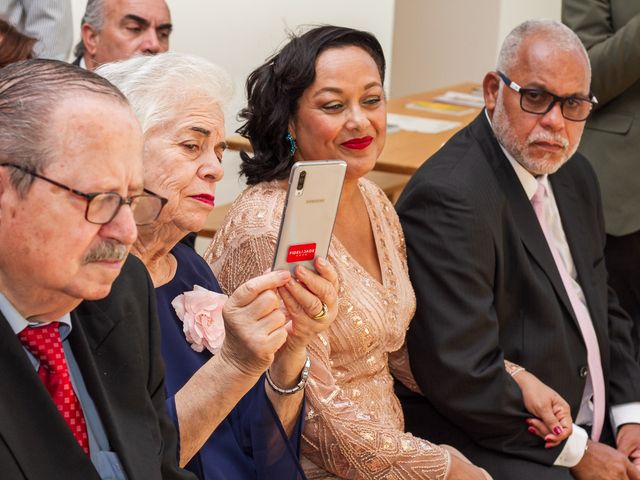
[528,132,569,149]
[83,241,128,264]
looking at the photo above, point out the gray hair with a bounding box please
[497,19,590,78]
[96,52,234,134]
[74,0,106,59]
[0,59,128,195]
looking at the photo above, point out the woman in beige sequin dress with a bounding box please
[205,26,572,480]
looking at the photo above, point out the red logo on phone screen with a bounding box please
[287,243,317,263]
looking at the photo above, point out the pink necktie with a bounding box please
[19,323,91,455]
[531,181,605,441]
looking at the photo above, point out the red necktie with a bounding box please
[18,323,90,455]
[531,181,606,441]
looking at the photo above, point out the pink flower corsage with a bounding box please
[171,285,228,354]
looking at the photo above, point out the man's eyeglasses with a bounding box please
[0,163,167,226]
[497,71,597,122]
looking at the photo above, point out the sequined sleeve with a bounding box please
[389,344,422,394]
[302,333,451,479]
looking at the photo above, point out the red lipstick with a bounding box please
[190,194,215,206]
[341,136,373,150]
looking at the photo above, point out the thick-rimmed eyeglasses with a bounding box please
[0,163,167,226]
[497,71,597,122]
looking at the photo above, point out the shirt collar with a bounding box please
[484,109,547,201]
[79,56,87,70]
[0,292,73,338]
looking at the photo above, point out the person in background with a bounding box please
[0,59,192,480]
[562,0,640,360]
[98,52,339,479]
[397,19,640,480]
[0,17,34,67]
[73,0,171,71]
[0,0,72,60]
[206,25,570,480]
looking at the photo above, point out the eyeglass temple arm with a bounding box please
[497,71,521,93]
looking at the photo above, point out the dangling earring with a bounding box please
[286,132,297,156]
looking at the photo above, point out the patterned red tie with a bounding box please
[18,323,90,455]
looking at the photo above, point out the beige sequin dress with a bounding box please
[204,178,452,480]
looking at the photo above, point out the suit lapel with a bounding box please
[0,314,100,479]
[69,303,142,479]
[471,114,579,328]
[71,299,163,480]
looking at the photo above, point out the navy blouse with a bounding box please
[156,243,305,479]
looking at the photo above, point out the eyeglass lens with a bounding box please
[86,193,163,226]
[520,90,592,120]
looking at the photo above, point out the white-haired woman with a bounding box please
[97,53,339,480]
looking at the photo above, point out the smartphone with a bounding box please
[272,160,347,275]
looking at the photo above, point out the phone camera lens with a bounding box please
[297,171,306,190]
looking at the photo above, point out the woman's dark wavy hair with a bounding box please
[237,25,386,185]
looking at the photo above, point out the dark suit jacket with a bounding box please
[562,0,640,236]
[396,113,640,476]
[0,255,194,480]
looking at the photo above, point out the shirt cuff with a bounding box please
[553,424,588,467]
[611,403,640,431]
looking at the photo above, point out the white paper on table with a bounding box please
[432,91,485,109]
[387,113,461,134]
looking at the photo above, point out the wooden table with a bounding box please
[379,82,481,174]
[226,82,482,176]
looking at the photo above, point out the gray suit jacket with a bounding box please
[563,0,640,236]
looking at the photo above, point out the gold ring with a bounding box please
[312,302,329,320]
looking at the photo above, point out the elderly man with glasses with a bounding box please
[396,19,640,480]
[0,59,193,480]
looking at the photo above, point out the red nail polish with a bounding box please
[527,427,536,434]
[553,426,562,435]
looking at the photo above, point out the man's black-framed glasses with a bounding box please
[497,71,597,122]
[0,163,167,226]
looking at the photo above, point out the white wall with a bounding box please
[497,0,561,49]
[390,0,561,98]
[391,0,501,97]
[70,0,85,50]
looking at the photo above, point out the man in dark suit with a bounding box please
[397,20,640,480]
[0,59,192,479]
[562,0,640,360]
[72,0,172,70]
